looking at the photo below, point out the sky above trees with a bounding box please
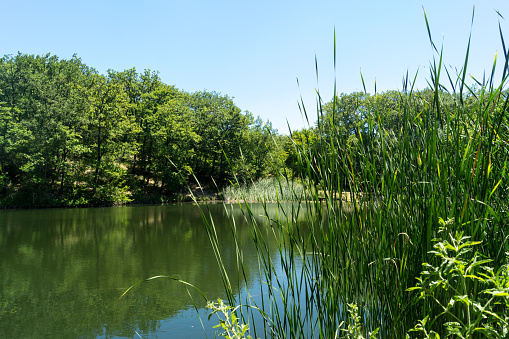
[1,0,508,133]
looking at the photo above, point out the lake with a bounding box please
[0,203,292,338]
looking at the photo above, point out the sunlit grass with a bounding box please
[222,178,309,203]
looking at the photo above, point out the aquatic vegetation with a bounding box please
[201,8,509,338]
[222,178,309,202]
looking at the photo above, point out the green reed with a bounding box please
[199,10,509,338]
[222,178,309,203]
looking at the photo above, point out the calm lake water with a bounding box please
[0,203,291,338]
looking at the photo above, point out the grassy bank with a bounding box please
[200,11,509,338]
[222,178,309,203]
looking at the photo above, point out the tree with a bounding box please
[80,72,135,203]
[239,117,281,181]
[189,91,250,185]
[0,54,93,204]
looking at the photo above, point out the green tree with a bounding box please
[236,116,281,181]
[0,54,92,204]
[80,72,136,203]
[285,127,318,179]
[148,88,199,192]
[189,91,250,185]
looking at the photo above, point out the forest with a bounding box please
[0,53,287,207]
[1,52,507,211]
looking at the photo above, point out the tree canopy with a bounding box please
[0,53,281,207]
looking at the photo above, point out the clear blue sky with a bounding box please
[1,1,508,133]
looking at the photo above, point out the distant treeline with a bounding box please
[0,53,286,207]
[2,53,502,208]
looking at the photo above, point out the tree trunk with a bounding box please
[93,125,102,194]
[59,148,67,195]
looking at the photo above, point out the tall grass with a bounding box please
[199,10,509,338]
[222,178,309,203]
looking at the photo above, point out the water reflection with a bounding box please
[0,203,292,338]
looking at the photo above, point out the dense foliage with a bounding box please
[0,54,285,207]
[201,14,509,338]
